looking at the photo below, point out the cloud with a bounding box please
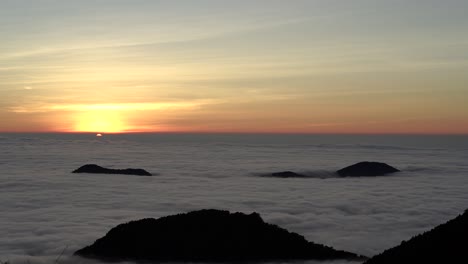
[1,134,468,264]
[7,100,217,113]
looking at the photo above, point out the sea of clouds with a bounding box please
[1,134,468,264]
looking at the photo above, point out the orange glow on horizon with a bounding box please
[73,111,127,133]
[1,102,467,135]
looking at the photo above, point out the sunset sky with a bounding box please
[1,0,467,134]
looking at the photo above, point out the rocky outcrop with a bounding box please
[337,162,399,177]
[365,210,468,264]
[75,209,366,262]
[268,171,307,178]
[72,164,152,176]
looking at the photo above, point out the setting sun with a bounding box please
[74,111,126,133]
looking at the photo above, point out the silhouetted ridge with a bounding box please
[75,209,366,262]
[365,210,468,264]
[337,162,399,177]
[72,164,152,176]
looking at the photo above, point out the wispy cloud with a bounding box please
[8,100,216,113]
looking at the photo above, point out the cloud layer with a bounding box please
[1,134,468,263]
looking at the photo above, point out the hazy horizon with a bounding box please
[2,131,468,136]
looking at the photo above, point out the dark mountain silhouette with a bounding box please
[75,209,366,262]
[72,164,152,176]
[365,210,468,264]
[337,162,399,177]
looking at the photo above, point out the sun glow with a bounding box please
[74,111,126,133]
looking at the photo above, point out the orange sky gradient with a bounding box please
[1,1,467,134]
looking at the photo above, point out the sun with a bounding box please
[74,111,126,133]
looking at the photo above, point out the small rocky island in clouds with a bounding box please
[264,161,400,178]
[75,209,366,262]
[267,171,307,178]
[72,164,152,176]
[337,162,400,177]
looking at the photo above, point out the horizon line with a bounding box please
[1,131,468,136]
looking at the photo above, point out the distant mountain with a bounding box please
[72,164,152,176]
[337,162,399,177]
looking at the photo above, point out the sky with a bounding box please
[1,0,467,134]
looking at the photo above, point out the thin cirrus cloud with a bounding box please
[7,101,215,114]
